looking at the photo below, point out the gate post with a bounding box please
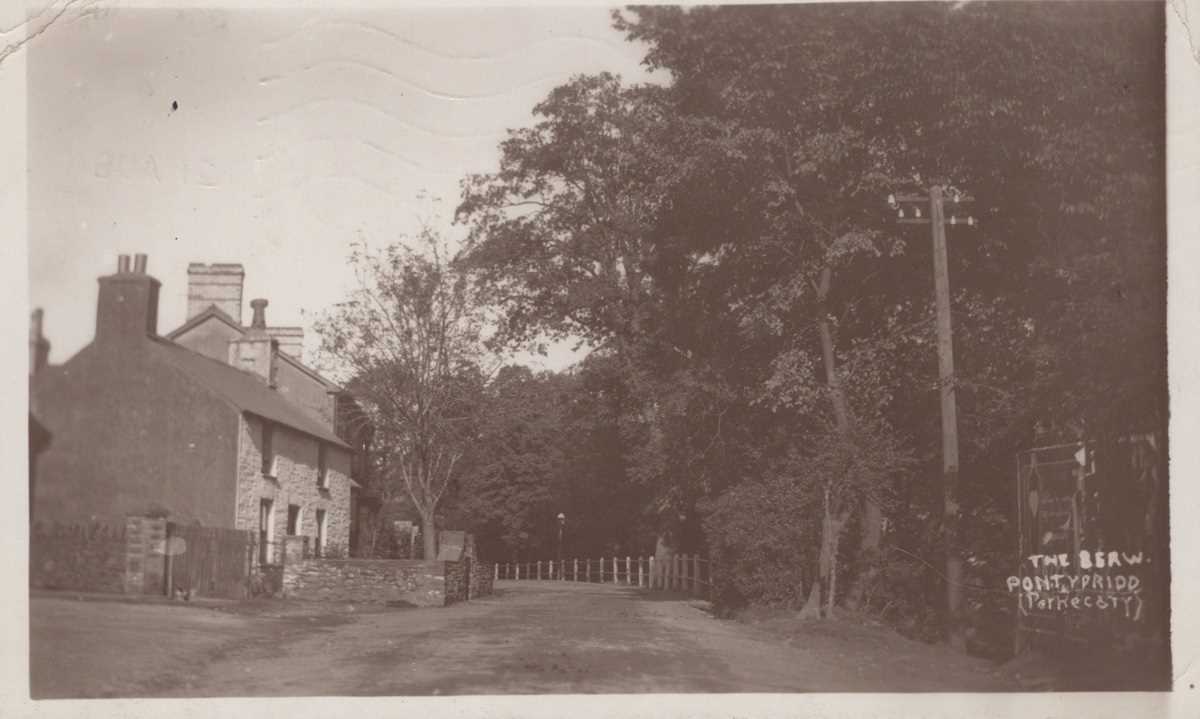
[573,558,578,581]
[164,521,175,597]
[611,557,617,584]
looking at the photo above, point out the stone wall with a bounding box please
[30,521,126,593]
[235,414,352,551]
[281,558,451,606]
[445,559,468,605]
[470,561,495,600]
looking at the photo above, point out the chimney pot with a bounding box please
[133,253,148,274]
[250,298,268,329]
[117,255,131,273]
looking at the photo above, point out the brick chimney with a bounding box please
[265,326,304,358]
[96,253,160,345]
[228,298,278,386]
[29,308,50,376]
[187,262,244,323]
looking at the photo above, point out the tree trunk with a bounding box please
[421,511,437,560]
[800,486,837,620]
[815,268,882,609]
[799,578,823,620]
[816,311,849,433]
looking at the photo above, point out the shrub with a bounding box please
[701,475,819,614]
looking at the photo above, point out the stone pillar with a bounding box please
[123,516,167,595]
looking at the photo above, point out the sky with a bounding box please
[27,5,659,369]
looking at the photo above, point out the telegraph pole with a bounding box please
[889,186,976,650]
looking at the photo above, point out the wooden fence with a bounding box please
[493,555,712,598]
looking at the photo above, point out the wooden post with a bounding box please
[587,558,592,583]
[930,184,964,649]
[648,556,654,589]
[611,557,617,584]
[693,555,701,594]
[494,563,499,582]
[638,557,645,587]
[625,556,631,585]
[537,561,542,580]
[573,557,578,582]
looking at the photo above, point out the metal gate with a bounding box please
[165,522,255,599]
[1014,434,1167,653]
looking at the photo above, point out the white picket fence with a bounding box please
[493,555,712,597]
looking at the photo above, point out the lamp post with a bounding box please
[556,512,566,580]
[888,186,977,650]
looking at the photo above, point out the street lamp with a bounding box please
[556,513,566,580]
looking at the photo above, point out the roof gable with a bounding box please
[166,306,244,341]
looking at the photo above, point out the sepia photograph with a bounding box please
[8,0,1197,714]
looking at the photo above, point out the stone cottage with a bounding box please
[31,254,358,558]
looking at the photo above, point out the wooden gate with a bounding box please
[165,523,254,599]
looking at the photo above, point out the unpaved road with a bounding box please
[31,581,1014,697]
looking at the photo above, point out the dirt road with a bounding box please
[31,581,1014,697]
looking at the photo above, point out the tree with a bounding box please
[316,229,485,559]
[615,1,1165,640]
[456,74,727,556]
[451,365,569,560]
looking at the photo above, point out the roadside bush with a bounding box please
[701,475,818,614]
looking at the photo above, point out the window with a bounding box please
[258,498,274,565]
[287,504,301,535]
[261,421,276,476]
[317,444,328,489]
[315,509,327,557]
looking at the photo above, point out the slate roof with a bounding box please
[149,337,350,450]
[166,305,342,392]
